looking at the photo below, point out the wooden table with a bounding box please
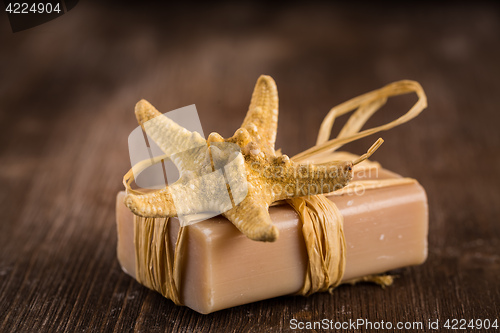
[1,3,499,332]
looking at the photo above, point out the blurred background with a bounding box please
[1,2,499,331]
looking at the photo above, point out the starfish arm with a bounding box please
[241,75,279,150]
[125,166,237,218]
[223,196,279,242]
[124,188,177,218]
[271,160,354,200]
[135,99,208,172]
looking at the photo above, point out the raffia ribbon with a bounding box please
[126,80,427,303]
[287,195,346,296]
[134,216,185,305]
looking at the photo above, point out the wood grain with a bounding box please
[1,2,499,332]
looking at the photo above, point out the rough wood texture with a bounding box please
[1,2,499,332]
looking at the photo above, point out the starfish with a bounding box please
[124,75,353,242]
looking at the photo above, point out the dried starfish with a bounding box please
[125,75,354,242]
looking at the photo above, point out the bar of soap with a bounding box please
[116,166,428,314]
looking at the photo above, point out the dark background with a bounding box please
[1,2,499,332]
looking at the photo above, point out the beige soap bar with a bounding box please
[116,167,428,314]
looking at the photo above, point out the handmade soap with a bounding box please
[116,165,428,314]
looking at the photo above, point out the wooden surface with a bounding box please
[1,2,499,332]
